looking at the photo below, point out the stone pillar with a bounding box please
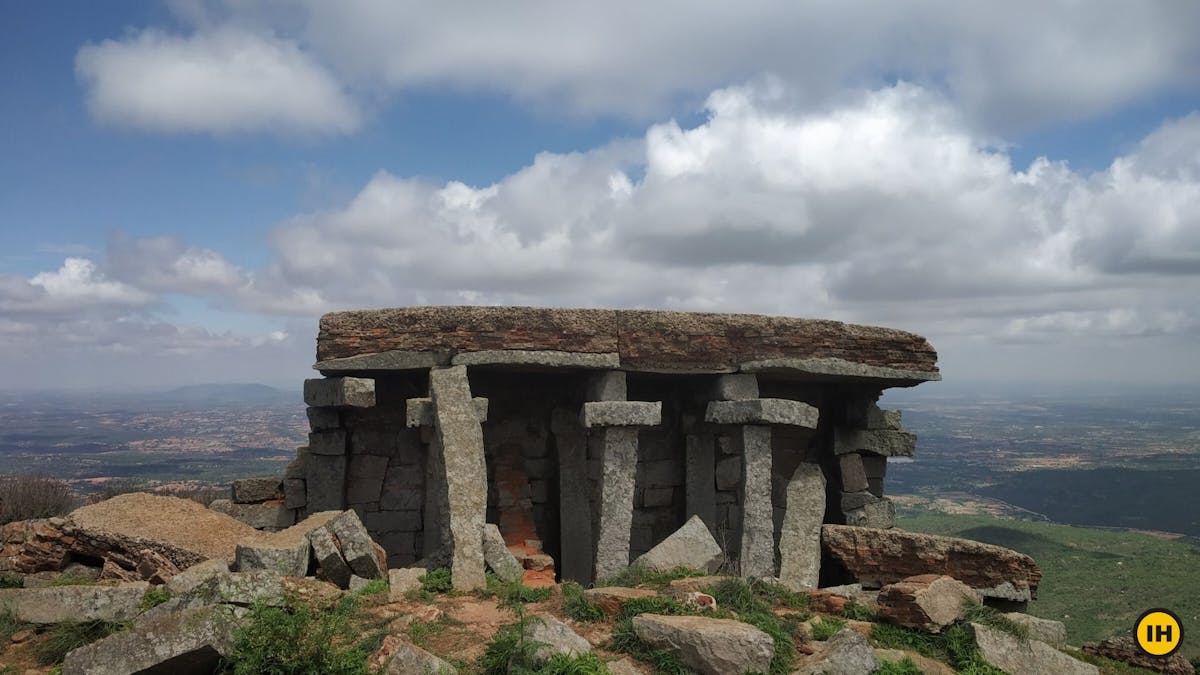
[834,399,910,529]
[429,366,488,591]
[301,376,376,514]
[581,370,663,581]
[706,396,819,578]
[552,408,592,584]
[777,463,826,589]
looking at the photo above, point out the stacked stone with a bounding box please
[630,434,685,560]
[211,477,295,531]
[833,400,910,529]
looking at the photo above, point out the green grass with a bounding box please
[352,578,389,598]
[594,565,706,589]
[140,586,171,611]
[0,610,21,649]
[840,601,876,621]
[961,598,1028,639]
[873,656,924,675]
[479,610,611,675]
[483,573,553,609]
[34,620,128,665]
[1070,650,1162,675]
[226,593,383,675]
[561,581,604,623]
[704,577,798,675]
[899,512,1200,659]
[406,613,464,649]
[0,574,23,589]
[810,616,846,641]
[871,623,1005,675]
[45,574,97,587]
[609,597,695,674]
[420,568,453,595]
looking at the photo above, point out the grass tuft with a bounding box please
[419,568,453,595]
[561,581,604,623]
[960,598,1028,640]
[840,600,876,621]
[0,574,22,589]
[874,656,924,675]
[34,620,127,665]
[226,592,383,675]
[139,586,170,611]
[810,616,847,641]
[594,565,705,589]
[482,573,553,609]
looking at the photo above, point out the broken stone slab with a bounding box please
[524,614,592,664]
[61,604,241,675]
[832,428,916,457]
[1081,636,1192,675]
[712,374,759,401]
[167,559,231,596]
[308,524,353,588]
[778,463,826,590]
[583,586,660,616]
[630,514,723,575]
[581,401,663,427]
[481,523,524,583]
[1005,613,1067,646]
[844,497,897,529]
[821,525,1042,603]
[405,397,489,427]
[388,567,426,602]
[794,627,881,675]
[177,570,287,608]
[430,365,488,592]
[325,510,387,580]
[231,477,283,504]
[379,634,459,674]
[314,349,449,373]
[234,538,309,577]
[632,613,775,675]
[451,349,620,369]
[209,499,296,530]
[303,376,376,408]
[0,581,149,624]
[876,574,982,632]
[970,623,1099,675]
[705,398,819,427]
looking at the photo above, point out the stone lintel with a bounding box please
[406,397,488,427]
[303,377,376,408]
[313,349,448,373]
[450,350,620,369]
[705,399,819,428]
[712,374,759,401]
[833,428,916,457]
[740,357,941,384]
[581,401,662,428]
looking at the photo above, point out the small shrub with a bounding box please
[0,475,78,525]
[227,601,371,674]
[479,613,544,675]
[840,601,876,621]
[595,565,705,589]
[34,620,127,665]
[140,587,171,611]
[420,568,453,595]
[874,656,924,675]
[0,574,23,589]
[810,616,846,641]
[561,581,604,623]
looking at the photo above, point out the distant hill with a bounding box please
[160,383,292,405]
[900,511,1200,659]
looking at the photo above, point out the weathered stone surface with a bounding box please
[178,570,287,608]
[838,453,869,493]
[684,434,717,535]
[405,397,488,427]
[1005,613,1068,647]
[821,525,1042,602]
[210,499,296,530]
[388,567,426,601]
[872,648,957,675]
[584,586,660,615]
[778,463,826,590]
[632,613,775,675]
[325,510,386,580]
[524,614,592,663]
[712,374,759,400]
[304,376,376,408]
[739,425,774,577]
[581,401,662,428]
[585,370,627,401]
[877,574,981,632]
[315,349,448,373]
[167,559,230,595]
[715,455,741,491]
[844,497,896,529]
[232,477,283,504]
[833,428,916,457]
[631,515,723,574]
[795,627,880,675]
[971,623,1099,675]
[62,605,240,675]
[452,349,620,369]
[705,399,819,427]
[740,357,941,383]
[0,581,148,624]
[1082,636,1194,675]
[379,635,459,674]
[306,406,341,431]
[430,366,488,591]
[234,538,309,577]
[481,523,524,583]
[317,307,939,377]
[594,427,639,580]
[309,429,348,455]
[307,454,347,512]
[349,574,370,592]
[282,478,307,509]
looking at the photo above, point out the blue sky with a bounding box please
[2,2,1199,389]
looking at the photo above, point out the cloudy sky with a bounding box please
[2,1,1199,390]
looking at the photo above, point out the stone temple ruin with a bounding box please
[278,306,940,591]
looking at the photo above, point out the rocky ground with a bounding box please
[0,493,1191,674]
